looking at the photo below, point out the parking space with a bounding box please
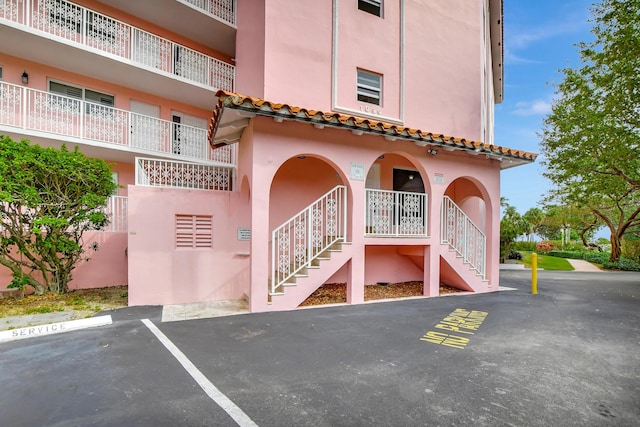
[1,271,639,426]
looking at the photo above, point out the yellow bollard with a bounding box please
[531,253,538,294]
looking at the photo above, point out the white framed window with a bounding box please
[357,69,382,105]
[49,81,114,107]
[175,214,213,249]
[358,0,382,17]
[48,81,115,115]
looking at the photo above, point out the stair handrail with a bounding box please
[271,185,347,295]
[440,196,486,278]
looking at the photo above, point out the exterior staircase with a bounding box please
[268,241,352,310]
[269,185,349,310]
[440,196,489,292]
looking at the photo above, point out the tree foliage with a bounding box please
[539,0,640,262]
[522,208,544,241]
[538,204,599,246]
[0,136,117,294]
[500,200,529,260]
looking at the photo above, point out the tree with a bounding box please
[539,0,640,262]
[0,136,117,294]
[522,208,544,242]
[539,204,600,247]
[500,200,528,261]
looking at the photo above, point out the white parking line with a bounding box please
[141,319,258,427]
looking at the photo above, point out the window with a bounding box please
[358,0,382,17]
[48,81,114,114]
[175,214,213,249]
[357,69,382,105]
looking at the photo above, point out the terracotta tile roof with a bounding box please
[209,91,537,166]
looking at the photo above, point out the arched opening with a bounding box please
[267,155,350,296]
[364,152,429,237]
[440,177,495,290]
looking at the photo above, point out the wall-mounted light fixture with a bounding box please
[21,71,29,84]
[378,154,385,160]
[297,155,306,160]
[427,148,438,156]
[408,174,415,180]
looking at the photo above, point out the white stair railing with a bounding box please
[440,196,486,278]
[365,189,427,237]
[271,185,347,295]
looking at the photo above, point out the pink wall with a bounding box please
[127,186,251,306]
[0,54,211,122]
[236,0,266,98]
[68,232,128,289]
[403,0,484,140]
[0,232,127,291]
[239,0,487,140]
[269,156,343,229]
[326,245,424,286]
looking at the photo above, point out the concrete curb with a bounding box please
[0,315,112,343]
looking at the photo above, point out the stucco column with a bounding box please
[249,164,272,312]
[487,190,501,288]
[424,194,442,296]
[347,179,365,304]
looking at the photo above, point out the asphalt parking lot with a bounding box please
[1,270,639,426]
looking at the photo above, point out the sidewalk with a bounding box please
[567,258,603,272]
[0,311,74,331]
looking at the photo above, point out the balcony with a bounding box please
[365,189,428,237]
[0,0,235,109]
[180,0,236,26]
[0,81,236,166]
[97,0,237,56]
[135,157,235,192]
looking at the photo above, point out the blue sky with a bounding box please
[497,0,595,214]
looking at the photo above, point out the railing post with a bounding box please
[342,186,347,242]
[307,204,313,267]
[271,230,275,295]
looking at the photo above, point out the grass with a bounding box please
[0,286,128,320]
[518,251,575,271]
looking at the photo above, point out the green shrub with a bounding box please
[512,241,537,251]
[584,252,609,264]
[622,239,640,263]
[545,249,640,271]
[547,251,584,259]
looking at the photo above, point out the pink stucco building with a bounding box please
[0,0,536,311]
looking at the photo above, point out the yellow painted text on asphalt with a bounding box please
[420,308,488,349]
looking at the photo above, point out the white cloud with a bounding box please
[512,100,552,116]
[504,48,543,65]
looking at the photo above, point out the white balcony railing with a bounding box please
[103,196,128,233]
[135,157,235,191]
[365,189,428,237]
[440,196,486,278]
[0,0,235,91]
[0,82,236,165]
[181,0,236,26]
